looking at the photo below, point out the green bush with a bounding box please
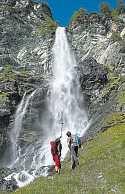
[36,15,57,36]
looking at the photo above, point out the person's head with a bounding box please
[50,141,55,146]
[66,131,71,137]
[55,138,61,144]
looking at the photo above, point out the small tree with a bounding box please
[71,8,86,23]
[100,2,111,16]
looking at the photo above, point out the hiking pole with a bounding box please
[60,112,64,138]
[60,121,64,138]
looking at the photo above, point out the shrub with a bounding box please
[111,9,119,21]
[100,2,111,16]
[70,8,86,23]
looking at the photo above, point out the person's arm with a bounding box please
[67,137,71,149]
[58,143,62,157]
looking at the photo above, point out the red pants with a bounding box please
[52,154,61,169]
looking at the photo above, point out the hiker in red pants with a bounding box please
[50,138,62,174]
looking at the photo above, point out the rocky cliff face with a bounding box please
[68,12,125,138]
[0,0,56,160]
[0,0,55,73]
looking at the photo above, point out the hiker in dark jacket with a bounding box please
[66,131,79,169]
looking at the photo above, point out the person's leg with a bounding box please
[71,145,77,169]
[54,155,61,174]
[74,146,78,157]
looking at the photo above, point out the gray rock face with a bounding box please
[68,13,125,101]
[0,0,54,73]
[70,14,112,36]
[68,13,125,137]
[0,0,55,160]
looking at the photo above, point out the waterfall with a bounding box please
[10,90,37,167]
[48,27,88,158]
[6,27,89,187]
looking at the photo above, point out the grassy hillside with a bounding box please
[1,113,123,194]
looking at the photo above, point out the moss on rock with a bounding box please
[0,92,9,105]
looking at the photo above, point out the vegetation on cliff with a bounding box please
[70,8,86,23]
[36,15,57,36]
[70,0,125,25]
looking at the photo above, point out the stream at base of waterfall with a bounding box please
[5,27,90,187]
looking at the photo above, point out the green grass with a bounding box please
[117,91,125,105]
[5,120,125,194]
[104,112,125,125]
[99,72,120,100]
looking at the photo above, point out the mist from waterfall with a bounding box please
[6,27,89,187]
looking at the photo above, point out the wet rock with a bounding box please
[0,176,18,192]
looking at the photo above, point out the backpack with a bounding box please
[71,135,81,148]
[77,136,81,148]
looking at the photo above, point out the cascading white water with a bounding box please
[10,90,37,167]
[6,27,89,187]
[48,27,88,158]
